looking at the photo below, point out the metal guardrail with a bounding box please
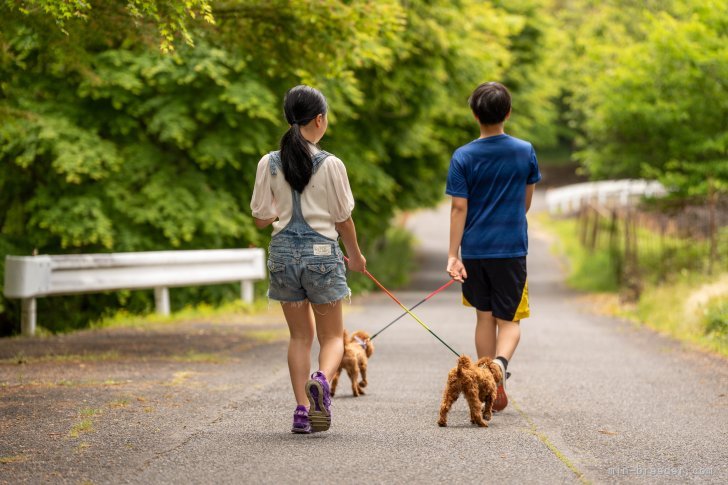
[3,248,267,336]
[545,179,667,215]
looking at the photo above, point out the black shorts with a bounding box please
[461,257,530,321]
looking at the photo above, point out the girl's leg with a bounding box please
[475,310,497,359]
[494,318,521,361]
[312,300,344,381]
[281,301,315,406]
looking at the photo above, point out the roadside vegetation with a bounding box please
[90,299,268,330]
[1,0,725,335]
[540,213,728,357]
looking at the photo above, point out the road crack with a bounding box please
[512,399,589,484]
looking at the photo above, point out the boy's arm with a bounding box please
[526,184,535,213]
[447,196,468,282]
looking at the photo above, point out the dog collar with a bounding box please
[353,335,367,350]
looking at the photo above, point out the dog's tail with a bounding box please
[456,354,472,377]
[342,329,350,343]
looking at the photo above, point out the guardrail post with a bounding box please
[241,281,253,303]
[21,298,36,337]
[154,287,170,316]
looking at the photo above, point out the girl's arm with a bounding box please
[251,155,278,228]
[253,217,276,229]
[335,217,366,272]
[447,196,468,282]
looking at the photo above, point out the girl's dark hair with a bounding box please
[279,85,328,192]
[469,82,511,125]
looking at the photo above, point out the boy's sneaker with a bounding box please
[291,405,311,434]
[492,359,508,411]
[305,371,331,432]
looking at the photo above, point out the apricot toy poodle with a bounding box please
[331,330,374,397]
[437,355,503,427]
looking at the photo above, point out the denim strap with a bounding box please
[267,149,335,229]
[311,150,332,173]
[268,150,332,176]
[268,151,280,176]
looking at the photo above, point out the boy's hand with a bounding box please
[346,254,367,273]
[447,257,467,282]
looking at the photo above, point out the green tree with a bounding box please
[324,0,514,224]
[554,0,727,195]
[495,0,562,149]
[2,1,538,333]
[0,1,406,332]
[4,0,214,51]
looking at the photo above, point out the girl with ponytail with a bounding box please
[250,85,366,434]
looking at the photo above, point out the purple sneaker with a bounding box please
[305,371,331,432]
[291,405,311,434]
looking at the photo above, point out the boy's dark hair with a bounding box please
[280,85,328,192]
[469,82,511,125]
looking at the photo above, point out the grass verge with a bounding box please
[535,213,618,292]
[90,299,269,330]
[631,275,728,356]
[536,213,728,358]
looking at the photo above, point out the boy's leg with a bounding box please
[487,256,528,363]
[495,318,521,361]
[463,259,496,359]
[281,301,316,407]
[491,319,518,412]
[475,310,497,359]
[312,300,345,380]
[466,257,519,411]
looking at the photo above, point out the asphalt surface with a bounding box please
[4,193,727,484]
[134,193,728,484]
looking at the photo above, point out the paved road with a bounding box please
[5,193,725,484]
[134,193,727,484]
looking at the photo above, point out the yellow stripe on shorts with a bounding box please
[513,280,530,321]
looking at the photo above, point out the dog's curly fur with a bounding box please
[331,330,374,397]
[437,355,503,427]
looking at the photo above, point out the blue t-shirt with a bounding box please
[446,134,541,259]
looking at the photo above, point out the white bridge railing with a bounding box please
[545,179,667,215]
[3,248,267,336]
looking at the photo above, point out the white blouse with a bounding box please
[250,148,355,240]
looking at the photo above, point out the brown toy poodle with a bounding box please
[331,330,374,397]
[437,355,503,427]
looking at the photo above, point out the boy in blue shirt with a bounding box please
[446,81,541,411]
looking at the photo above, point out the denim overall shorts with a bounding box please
[266,150,350,305]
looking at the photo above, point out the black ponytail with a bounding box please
[280,85,328,193]
[279,123,313,193]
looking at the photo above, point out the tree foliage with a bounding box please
[1,0,552,332]
[4,0,215,51]
[555,0,728,195]
[2,0,723,333]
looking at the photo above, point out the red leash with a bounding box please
[369,279,455,340]
[344,256,460,357]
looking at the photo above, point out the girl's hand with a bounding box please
[347,254,367,273]
[253,216,277,229]
[447,256,467,283]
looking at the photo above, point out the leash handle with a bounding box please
[369,279,455,340]
[344,256,461,358]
